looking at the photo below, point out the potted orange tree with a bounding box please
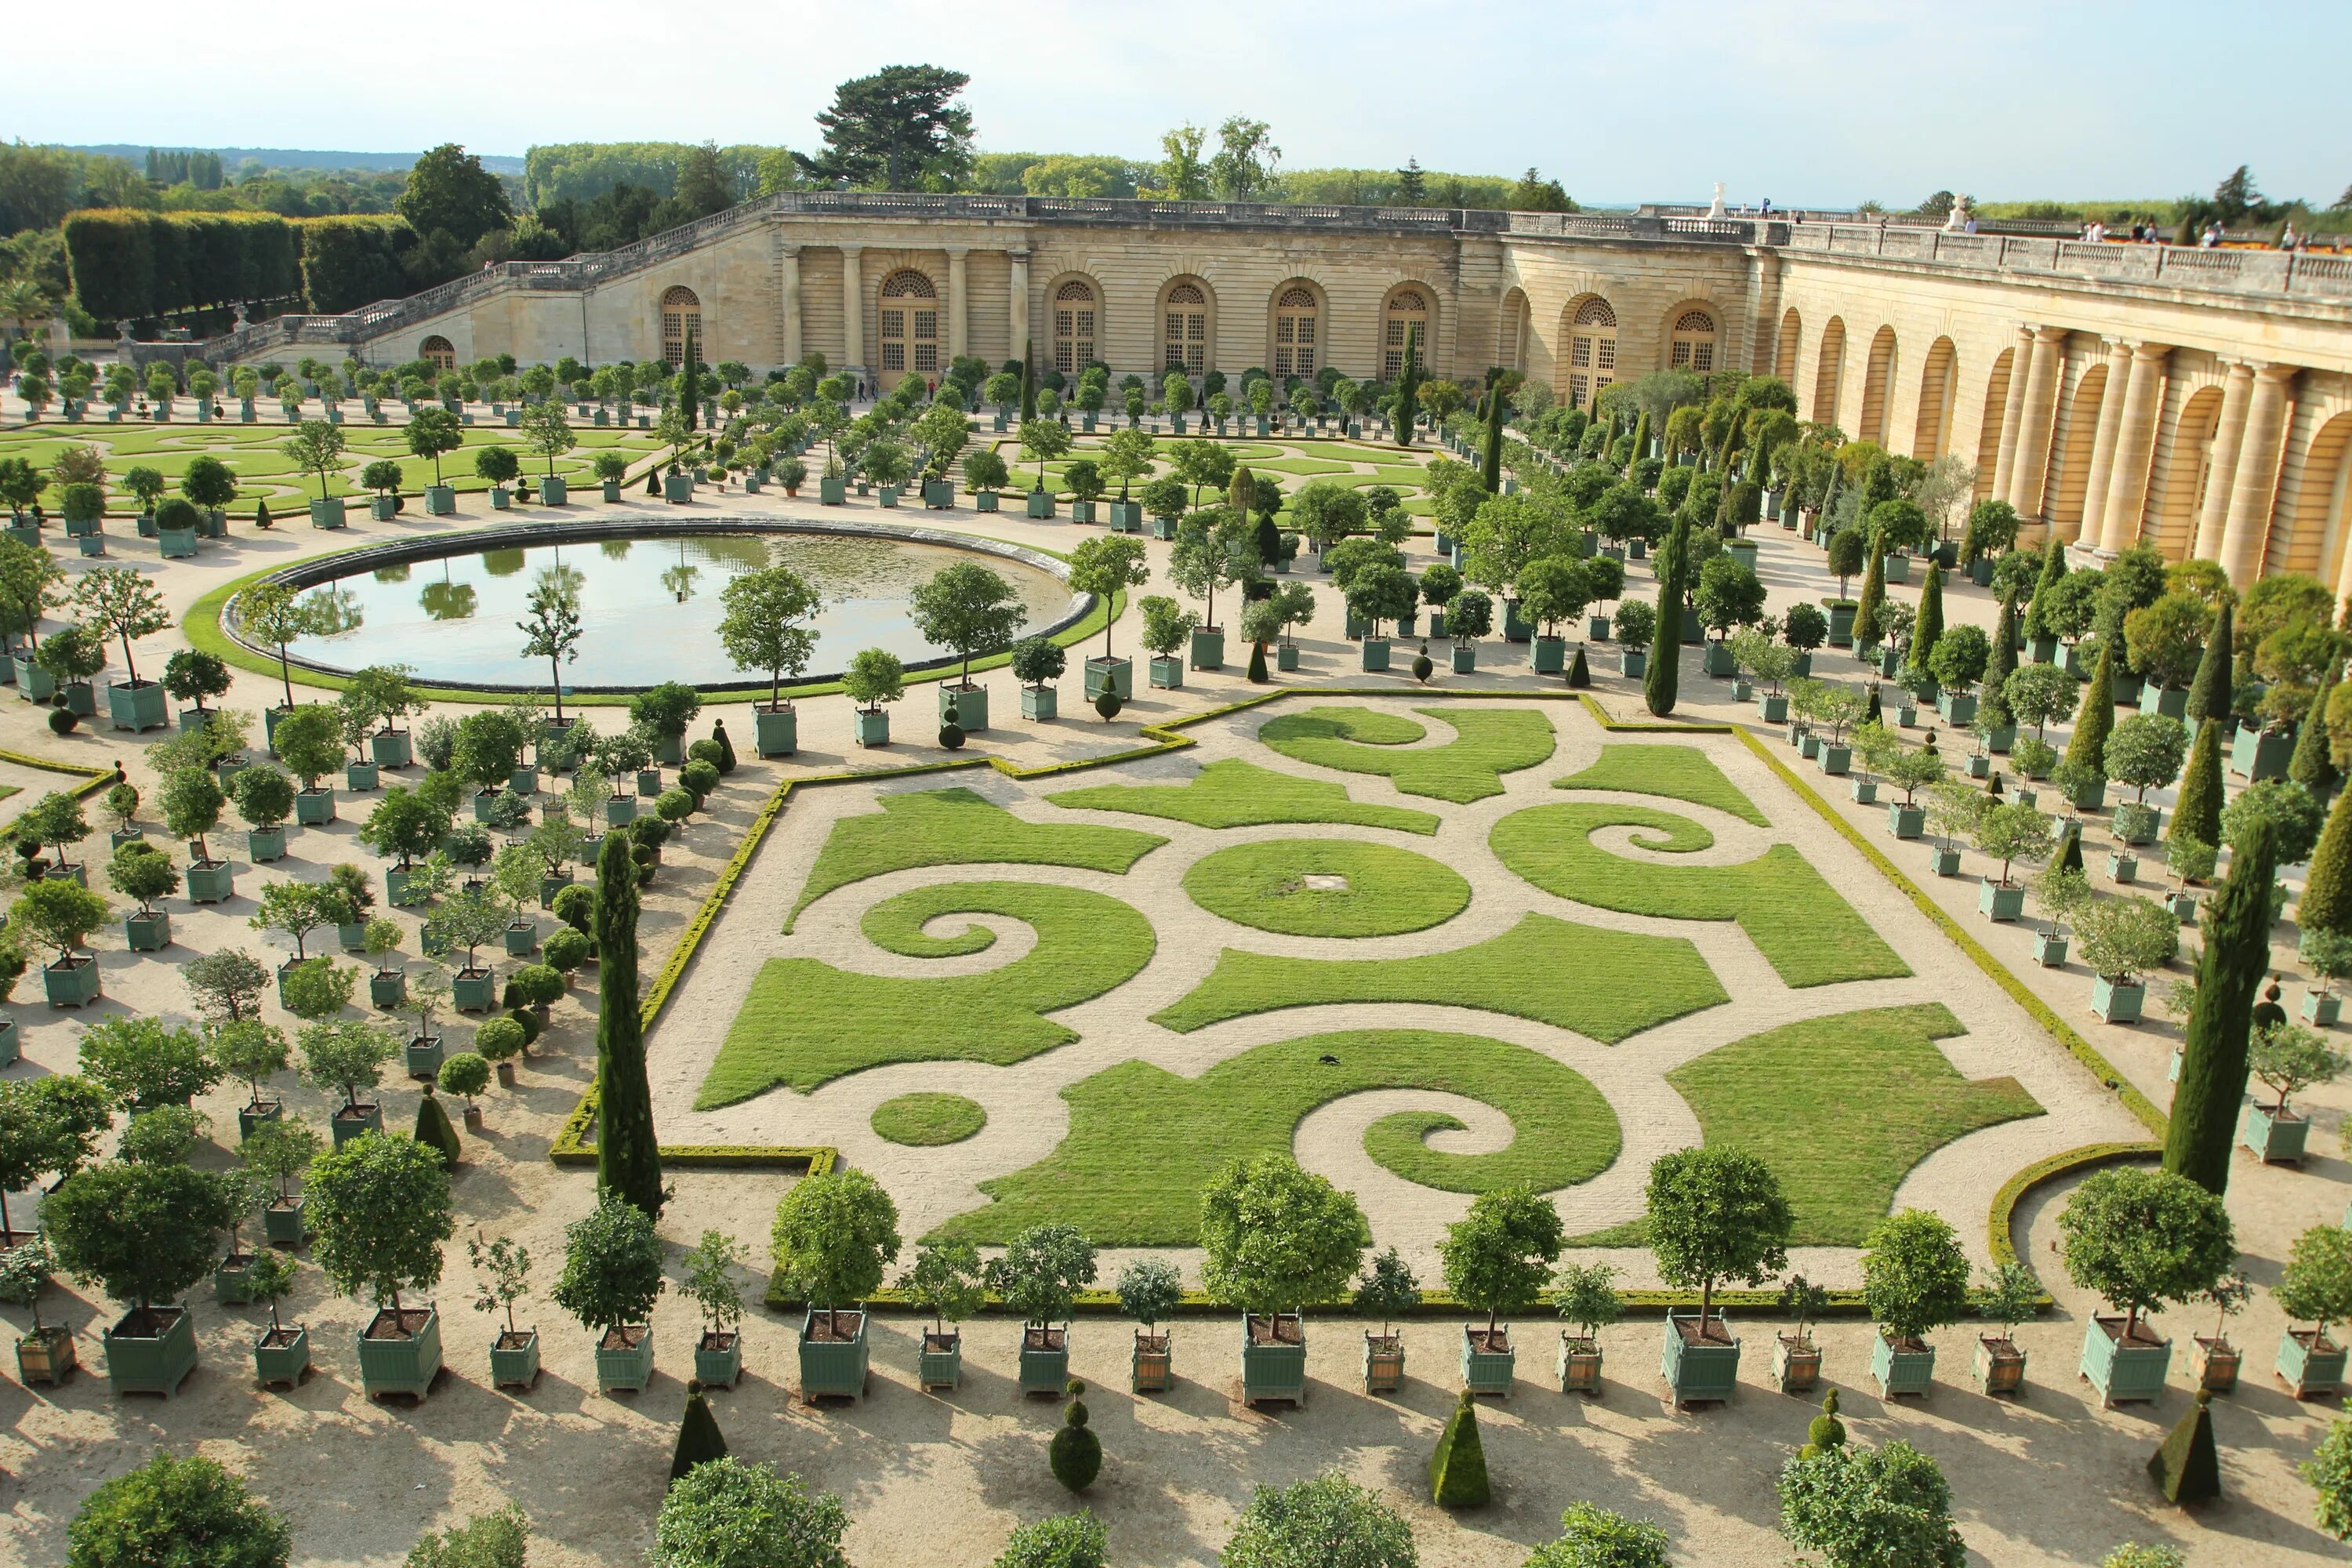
[2190,1269,2252,1394]
[2059,1167,2235,1408]
[2238,1022,2347,1164]
[240,1117,321,1249]
[774,1168,901,1403]
[1861,1208,1971,1399]
[307,1129,456,1400]
[554,1192,666,1396]
[1773,1274,1828,1393]
[1649,1147,1792,1407]
[469,1233,540,1390]
[1552,1261,1621,1396]
[1117,1257,1182,1395]
[2274,1223,2352,1399]
[1442,1186,1564,1397]
[682,1229,750,1390]
[989,1223,1099,1398]
[1354,1247,1420,1395]
[1200,1152,1368,1410]
[1069,535,1149,703]
[902,1239,984,1392]
[43,1159,240,1397]
[1971,1261,2040,1396]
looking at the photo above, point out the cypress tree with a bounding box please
[2187,598,2234,722]
[1020,339,1036,423]
[1907,563,1946,684]
[1853,545,1888,649]
[678,324,699,433]
[1628,412,1652,476]
[594,830,663,1217]
[2301,784,2352,935]
[2164,818,2280,1194]
[1392,325,1423,447]
[2066,641,2117,782]
[1646,517,1687,717]
[412,1088,461,1170]
[1480,379,1507,494]
[1981,593,2020,729]
[2290,662,2340,796]
[2148,1390,2222,1504]
[670,1381,728,1484]
[2172,717,2226,853]
[2022,537,2067,645]
[1566,645,1591,688]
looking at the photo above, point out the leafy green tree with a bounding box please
[797,66,975,191]
[0,1076,111,1243]
[909,561,1026,686]
[517,574,584,725]
[306,1130,454,1318]
[1065,535,1149,661]
[1439,1186,1565,1341]
[66,1453,292,1568]
[395,143,514,247]
[71,567,170,685]
[2059,1168,2236,1341]
[404,1507,530,1568]
[44,1160,240,1320]
[280,419,347,503]
[988,1224,1099,1329]
[992,1512,1106,1568]
[1646,517,1688,716]
[405,406,464,485]
[1646,1145,1791,1331]
[2305,1417,2352,1542]
[716,565,820,707]
[519,401,575,479]
[1199,1152,1370,1322]
[1221,1471,1415,1568]
[1777,1439,1965,1568]
[771,1168,901,1338]
[1168,506,1261,633]
[551,1190,665,1342]
[1523,1503,1671,1568]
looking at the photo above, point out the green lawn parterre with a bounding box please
[1181,838,1470,938]
[1047,759,1441,834]
[1554,743,1770,827]
[871,1093,989,1146]
[1258,706,1556,804]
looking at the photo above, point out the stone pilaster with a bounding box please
[840,245,866,383]
[2076,338,2135,548]
[2005,325,2068,520]
[2096,343,2171,554]
[2219,363,2298,588]
[2191,360,2256,564]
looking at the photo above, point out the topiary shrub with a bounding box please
[1047,1379,1102,1493]
[412,1089,462,1170]
[504,963,564,1015]
[656,787,695,824]
[1567,646,1591,688]
[1801,1387,1845,1458]
[669,1378,728,1485]
[2149,1388,2221,1504]
[1428,1388,1490,1506]
[938,721,967,750]
[1094,691,1122,721]
[550,882,595,935]
[1412,652,1433,684]
[505,1007,543,1048]
[687,739,725,771]
[711,720,737,774]
[474,1015,526,1065]
[679,759,720,800]
[48,706,78,735]
[543,927,593,973]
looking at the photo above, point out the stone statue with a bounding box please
[1945,194,1973,232]
[1707,182,1727,220]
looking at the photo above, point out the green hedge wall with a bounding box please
[297,216,419,315]
[63,209,305,323]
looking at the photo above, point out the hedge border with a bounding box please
[0,745,120,836]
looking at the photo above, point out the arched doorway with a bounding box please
[877,269,939,387]
[1383,287,1432,381]
[1668,307,1719,372]
[1774,309,1802,382]
[659,286,701,368]
[419,336,456,372]
[2048,363,2112,542]
[1051,278,1098,376]
[1161,279,1209,374]
[1812,318,1847,426]
[1272,284,1321,380]
[1858,325,1898,448]
[1973,348,2015,500]
[2147,385,2226,561]
[1914,337,1957,459]
[1566,296,1617,410]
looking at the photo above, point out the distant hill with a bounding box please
[62,144,527,175]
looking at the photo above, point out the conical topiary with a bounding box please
[1853,546,1887,649]
[1247,639,1269,684]
[2290,662,2339,797]
[412,1087,461,1170]
[711,720,737,775]
[2066,641,2117,782]
[645,468,659,495]
[1982,594,2020,728]
[253,499,273,531]
[1646,517,1687,717]
[2165,819,2279,1195]
[1907,564,1946,684]
[2147,1388,2222,1504]
[1865,684,1882,724]
[2303,784,2352,936]
[2172,718,2226,854]
[1428,1388,1491,1507]
[670,1379,728,1484]
[1801,1388,1846,1459]
[1566,645,1590,688]
[2054,821,2085,876]
[2186,598,2233,723]
[1048,1379,1102,1492]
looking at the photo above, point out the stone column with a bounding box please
[1008,248,1032,365]
[1990,326,2035,506]
[779,244,803,369]
[2076,338,2135,548]
[839,245,866,383]
[2190,360,2256,564]
[945,247,970,364]
[2218,363,2298,589]
[2096,342,2171,554]
[2005,325,2067,520]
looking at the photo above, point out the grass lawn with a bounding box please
[1555,743,1769,826]
[936,1028,1620,1245]
[1182,838,1470,937]
[700,880,1156,1105]
[1152,912,1724,1040]
[871,1092,989,1146]
[1584,1005,2042,1247]
[1489,802,1908,988]
[1047,759,1440,834]
[1258,706,1555,804]
[787,786,1165,928]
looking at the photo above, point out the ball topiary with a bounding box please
[473,1015,526,1062]
[687,739,725,771]
[1047,1379,1101,1492]
[1801,1388,1846,1458]
[1094,691,1123,720]
[938,722,966,750]
[679,759,720,799]
[656,787,695,824]
[506,1006,543,1047]
[550,882,595,934]
[543,926,593,973]
[1413,652,1434,684]
[48,706,78,735]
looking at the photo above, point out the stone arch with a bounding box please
[1158,275,1214,376]
[1774,308,1802,382]
[876,267,940,387]
[419,335,456,372]
[1812,317,1847,426]
[1914,336,1958,460]
[1381,284,1436,383]
[1562,294,1617,410]
[1857,325,1898,448]
[1268,278,1327,381]
[1498,286,1531,374]
[1044,271,1103,379]
[659,285,701,368]
[1663,302,1721,373]
[2048,362,2112,542]
[2147,383,2227,561]
[1972,347,2015,500]
[2276,408,2352,590]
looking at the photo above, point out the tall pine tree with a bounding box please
[1392,325,1422,447]
[594,830,663,1217]
[2164,818,2279,1194]
[2186,597,2234,723]
[1020,339,1036,422]
[1646,516,1688,717]
[1981,593,2020,730]
[2067,641,2118,785]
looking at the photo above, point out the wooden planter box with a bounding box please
[1557,1333,1604,1395]
[403,1033,443,1080]
[754,705,798,757]
[215,1254,260,1304]
[373,967,409,1011]
[107,680,168,732]
[1189,628,1225,671]
[1661,1312,1740,1406]
[1533,637,1567,675]
[1241,1313,1307,1407]
[254,1326,311,1388]
[105,1305,198,1397]
[1619,649,1647,678]
[1974,1335,2027,1396]
[295,789,336,826]
[695,1330,743,1388]
[263,1196,305,1247]
[1759,693,1789,723]
[919,1328,962,1391]
[125,909,172,951]
[1773,1334,1821,1393]
[2080,1316,2171,1406]
[2191,1334,2240,1395]
[1460,1326,1515,1396]
[2034,932,2070,967]
[2239,1100,2311,1163]
[43,956,101,1007]
[2092,977,2147,1025]
[1360,637,1391,673]
[595,1323,655,1394]
[16,1323,77,1386]
[1872,1333,1937,1398]
[1149,655,1185,689]
[2278,1329,2347,1398]
[330,1102,384,1148]
[799,1309,871,1401]
[1980,881,2026,921]
[1020,1323,1073,1397]
[372,728,414,768]
[489,1327,542,1389]
[346,759,380,791]
[1887,804,1925,839]
[938,683,989,732]
[2112,802,2160,844]
[1451,644,1475,673]
[453,967,498,1012]
[1083,655,1133,702]
[501,923,535,960]
[1132,1330,1172,1393]
[359,1306,442,1400]
[248,826,287,863]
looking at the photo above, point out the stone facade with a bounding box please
[212,195,2352,602]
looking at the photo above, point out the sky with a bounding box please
[9,0,2349,208]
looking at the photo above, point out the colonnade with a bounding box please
[778,241,1032,386]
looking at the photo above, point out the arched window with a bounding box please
[1163,281,1207,373]
[1567,297,1617,409]
[659,286,701,368]
[419,336,456,372]
[1052,279,1097,376]
[1669,308,1717,372]
[1384,289,1430,379]
[878,270,938,383]
[1273,285,1319,379]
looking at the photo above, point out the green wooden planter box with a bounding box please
[16,1323,78,1386]
[263,1196,305,1246]
[638,764,666,793]
[1189,628,1225,670]
[346,760,380,791]
[1759,693,1788,723]
[295,789,336,826]
[1131,1330,1172,1393]
[503,921,536,957]
[2112,802,2159,844]
[1448,644,1474,673]
[63,681,96,717]
[2092,976,2146,1023]
[2305,990,2339,1026]
[605,794,638,827]
[2277,1329,2347,1398]
[1025,490,1056,519]
[753,706,797,757]
[104,1306,198,1397]
[1980,881,2026,921]
[919,1330,963,1391]
[855,710,891,746]
[539,477,567,505]
[1851,779,1878,804]
[924,480,955,510]
[1818,744,1852,775]
[358,1306,443,1400]
[2140,684,2189,719]
[2079,1316,2170,1406]
[403,1033,443,1079]
[2239,1099,2311,1163]
[1619,648,1647,677]
[1149,655,1184,689]
[595,1325,655,1393]
[107,680,169,731]
[125,909,172,950]
[2033,932,2069,967]
[1661,1312,1741,1405]
[238,1096,282,1139]
[695,1330,743,1388]
[330,1102,384,1147]
[1871,1333,1938,1397]
[938,683,989,732]
[1021,1326,1073,1396]
[1460,1327,1515,1395]
[1887,804,1925,839]
[1773,1334,1822,1393]
[975,491,1001,512]
[247,826,287,863]
[2231,724,2293,781]
[1085,656,1134,702]
[13,655,53,701]
[490,1328,542,1388]
[309,497,347,529]
[601,479,622,501]
[510,765,541,797]
[453,968,499,1014]
[1936,690,1978,724]
[44,956,101,1007]
[1020,684,1058,720]
[372,729,413,768]
[816,476,844,506]
[383,865,423,906]
[799,1310,871,1400]
[1701,641,1736,677]
[1360,637,1391,672]
[1825,601,1857,647]
[1241,1314,1307,1406]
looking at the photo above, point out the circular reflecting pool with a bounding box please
[275,528,1080,690]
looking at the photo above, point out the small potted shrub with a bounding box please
[101,782,142,849]
[469,1234,540,1389]
[437,1051,489,1129]
[2059,1167,2234,1407]
[43,1160,239,1396]
[368,919,411,1015]
[2031,863,2090,968]
[2107,714,2188,846]
[307,1129,455,1399]
[107,839,179,951]
[2075,894,2180,1024]
[2,1237,75,1385]
[1973,801,2053,923]
[1139,595,1197,691]
[241,1118,322,1247]
[553,1192,666,1396]
[1552,1261,1620,1396]
[1613,598,1655,678]
[230,763,296,863]
[2275,1225,2352,1399]
[300,1019,398,1146]
[2238,1022,2347,1163]
[1117,1257,1182,1394]
[1971,1261,2040,1396]
[2190,1269,2252,1395]
[773,1168,901,1402]
[1355,1247,1420,1395]
[682,1229,750,1389]
[902,1239,985,1392]
[1862,1208,1971,1398]
[245,1250,308,1388]
[841,648,903,748]
[1012,636,1065,721]
[988,1223,1100,1398]
[1773,1274,1828,1392]
[1442,1186,1565,1397]
[15,877,112,1007]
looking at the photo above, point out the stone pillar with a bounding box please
[1990,326,2035,506]
[2005,325,2067,520]
[2190,360,2256,564]
[779,244,803,370]
[1744,249,1780,375]
[1008,248,1032,366]
[2218,363,2297,589]
[2075,338,2135,549]
[945,247,970,364]
[839,245,866,383]
[2096,343,2171,554]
